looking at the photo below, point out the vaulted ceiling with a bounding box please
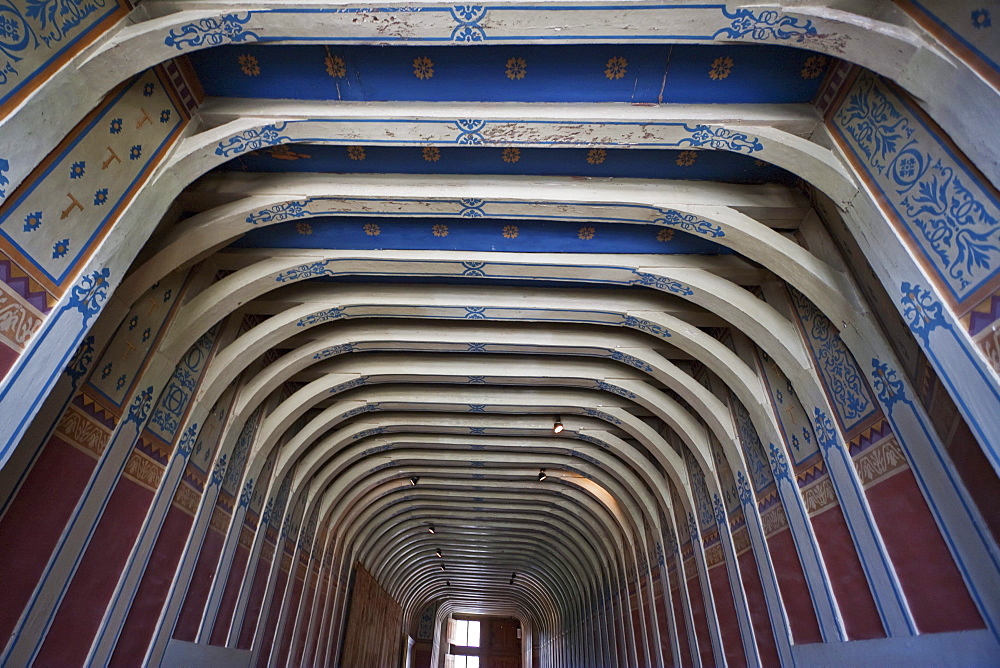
[2,3,999,667]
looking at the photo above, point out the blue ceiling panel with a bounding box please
[230,216,731,255]
[189,43,832,103]
[216,144,796,185]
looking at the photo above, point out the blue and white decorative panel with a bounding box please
[831,71,1000,306]
[248,452,274,518]
[222,405,263,496]
[731,392,775,495]
[0,0,125,108]
[685,448,714,531]
[86,268,187,407]
[0,69,183,281]
[146,323,219,443]
[789,288,878,435]
[755,347,821,469]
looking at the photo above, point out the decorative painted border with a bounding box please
[164,6,821,49]
[828,71,1000,311]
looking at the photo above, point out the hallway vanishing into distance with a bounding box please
[0,1,998,666]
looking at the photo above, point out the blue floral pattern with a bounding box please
[834,73,1000,303]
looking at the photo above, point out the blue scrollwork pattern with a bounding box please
[630,271,694,296]
[683,125,763,153]
[622,315,671,339]
[330,376,367,393]
[713,494,727,526]
[125,385,154,425]
[595,380,636,399]
[64,335,94,387]
[314,343,354,360]
[576,433,607,447]
[165,13,259,50]
[455,119,486,144]
[459,199,486,217]
[461,260,487,276]
[62,267,110,326]
[768,442,790,483]
[239,478,254,508]
[464,306,487,319]
[654,209,726,237]
[583,408,622,425]
[352,426,386,440]
[715,8,817,40]
[687,512,700,541]
[246,199,311,225]
[610,350,652,372]
[209,454,227,487]
[216,123,291,157]
[297,306,344,327]
[261,499,273,526]
[450,5,487,41]
[276,259,333,283]
[176,422,198,458]
[812,408,838,454]
[736,470,753,506]
[899,281,949,344]
[871,358,909,413]
[341,404,380,419]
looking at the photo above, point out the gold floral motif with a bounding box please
[239,54,260,77]
[800,55,828,80]
[347,146,366,161]
[656,228,675,242]
[432,224,449,237]
[422,146,440,162]
[578,226,596,240]
[413,57,434,80]
[502,225,519,239]
[505,57,527,80]
[363,223,381,236]
[586,148,606,165]
[675,150,698,167]
[296,222,312,236]
[605,56,627,80]
[709,56,733,80]
[325,54,346,78]
[502,147,521,163]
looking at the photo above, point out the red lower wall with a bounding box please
[35,477,152,666]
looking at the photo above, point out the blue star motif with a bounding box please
[972,9,991,28]
[128,315,138,330]
[160,109,171,123]
[70,161,85,179]
[23,211,42,232]
[129,145,142,161]
[52,239,70,259]
[101,362,112,379]
[143,82,155,96]
[94,188,108,206]
[109,118,122,134]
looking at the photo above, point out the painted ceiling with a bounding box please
[189,43,831,103]
[193,43,819,256]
